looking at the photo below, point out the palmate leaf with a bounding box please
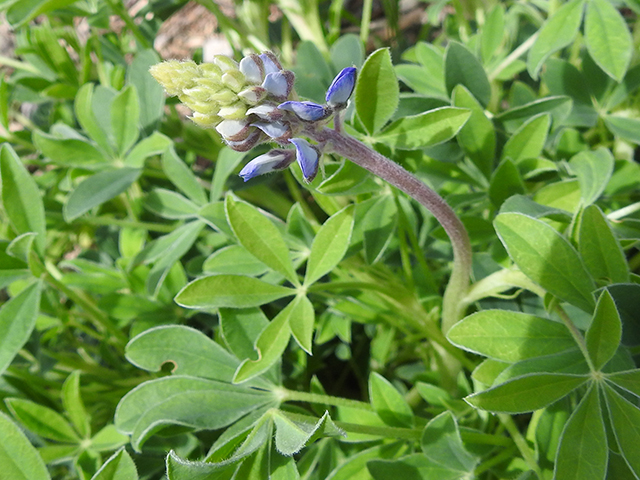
[494,213,596,312]
[355,48,399,134]
[0,412,51,480]
[273,411,344,456]
[603,384,640,477]
[125,325,240,383]
[447,310,576,362]
[553,385,607,480]
[114,376,277,451]
[226,195,298,284]
[369,372,414,428]
[91,448,138,480]
[465,373,588,413]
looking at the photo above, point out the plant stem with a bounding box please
[498,414,543,479]
[43,262,127,346]
[488,32,538,81]
[308,127,472,335]
[555,305,595,371]
[275,387,374,411]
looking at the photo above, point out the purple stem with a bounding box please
[307,126,472,333]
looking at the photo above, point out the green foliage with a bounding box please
[1,0,639,479]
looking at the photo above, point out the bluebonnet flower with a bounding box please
[326,67,357,108]
[239,150,296,181]
[151,53,357,183]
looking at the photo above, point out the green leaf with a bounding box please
[134,221,203,266]
[606,64,640,110]
[144,221,205,296]
[496,96,572,128]
[355,48,399,134]
[91,448,138,480]
[166,451,238,480]
[124,131,172,168]
[144,189,199,219]
[569,148,614,205]
[125,325,240,382]
[325,442,407,480]
[495,349,590,384]
[226,195,297,284]
[5,398,80,443]
[33,131,108,169]
[452,85,495,179]
[376,107,471,149]
[6,0,78,28]
[368,453,468,480]
[210,147,245,202]
[363,195,397,264]
[606,369,640,397]
[465,373,588,413]
[489,158,525,207]
[219,308,269,361]
[126,49,165,134]
[330,33,365,71]
[604,115,640,144]
[289,295,315,355]
[175,275,294,309]
[533,179,582,214]
[110,85,140,156]
[586,290,622,371]
[447,310,576,362]
[553,385,607,480]
[0,281,42,375]
[584,0,633,81]
[395,64,447,99]
[0,144,46,255]
[273,411,344,456]
[203,246,269,277]
[62,371,90,439]
[494,213,596,312]
[527,0,585,79]
[421,412,477,473]
[64,168,141,221]
[444,41,491,107]
[604,384,640,477]
[481,4,505,63]
[0,411,51,480]
[317,161,380,196]
[74,83,114,156]
[501,113,551,163]
[304,205,354,285]
[161,147,208,205]
[233,300,294,383]
[369,372,414,428]
[89,425,128,452]
[114,376,275,451]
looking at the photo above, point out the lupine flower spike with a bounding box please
[152,51,472,342]
[151,53,356,183]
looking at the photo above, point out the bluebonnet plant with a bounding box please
[151,55,356,183]
[151,53,471,340]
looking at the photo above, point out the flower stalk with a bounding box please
[306,127,472,334]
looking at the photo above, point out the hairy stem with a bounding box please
[308,127,472,334]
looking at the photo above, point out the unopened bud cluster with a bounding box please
[151,52,356,182]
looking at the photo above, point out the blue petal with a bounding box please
[260,52,282,75]
[239,55,264,84]
[278,101,329,121]
[326,67,357,107]
[239,149,296,181]
[290,138,319,182]
[252,121,290,140]
[262,71,293,99]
